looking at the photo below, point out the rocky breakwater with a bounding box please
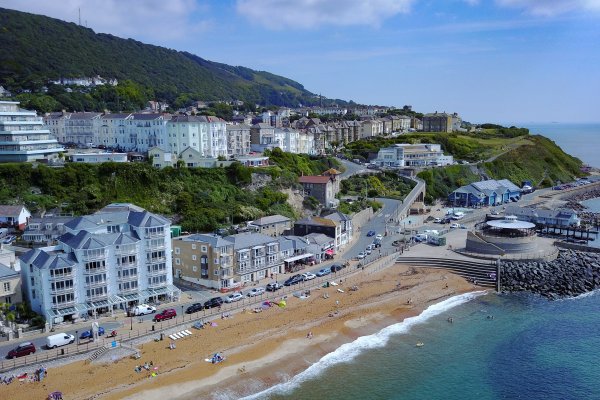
[500,249,600,299]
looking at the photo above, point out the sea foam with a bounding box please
[240,291,486,399]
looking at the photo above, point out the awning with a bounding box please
[46,303,88,318]
[325,249,334,255]
[284,253,314,263]
[86,294,125,309]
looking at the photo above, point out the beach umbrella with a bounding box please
[278,300,286,308]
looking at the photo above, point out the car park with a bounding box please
[266,282,282,291]
[224,292,244,302]
[153,308,177,322]
[7,342,36,358]
[247,287,265,297]
[80,327,105,339]
[284,274,304,286]
[357,252,366,259]
[204,297,224,309]
[129,304,156,316]
[316,267,331,277]
[366,230,376,237]
[302,272,316,281]
[185,303,204,314]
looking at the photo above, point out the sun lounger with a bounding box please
[180,331,189,337]
[184,330,192,335]
[169,334,177,340]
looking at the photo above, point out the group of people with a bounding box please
[1,366,48,385]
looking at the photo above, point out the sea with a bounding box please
[234,124,600,400]
[241,291,600,400]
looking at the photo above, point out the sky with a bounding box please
[1,0,600,123]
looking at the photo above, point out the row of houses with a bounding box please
[2,201,354,324]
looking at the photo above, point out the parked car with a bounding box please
[80,327,105,339]
[45,333,75,349]
[450,223,460,229]
[129,304,156,316]
[373,238,382,248]
[330,264,343,272]
[185,303,204,314]
[224,292,244,303]
[204,297,224,309]
[2,235,16,244]
[433,218,442,223]
[302,272,316,281]
[7,342,36,359]
[375,234,383,241]
[247,287,266,297]
[284,274,304,286]
[266,282,283,291]
[357,252,366,259]
[316,267,331,277]
[153,308,177,322]
[366,230,376,237]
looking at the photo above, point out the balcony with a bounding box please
[147,281,167,289]
[119,287,138,294]
[117,274,138,282]
[86,280,108,288]
[50,287,75,295]
[87,294,108,302]
[220,268,233,278]
[52,300,75,309]
[50,272,73,280]
[84,267,107,274]
[148,269,167,277]
[147,256,166,264]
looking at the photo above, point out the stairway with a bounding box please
[88,346,108,362]
[396,256,497,288]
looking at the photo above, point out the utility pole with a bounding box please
[78,8,81,25]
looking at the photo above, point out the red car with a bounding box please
[153,308,177,322]
[7,342,36,359]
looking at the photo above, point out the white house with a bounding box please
[0,205,32,230]
[167,115,227,158]
[0,101,64,163]
[20,203,178,324]
[70,152,128,164]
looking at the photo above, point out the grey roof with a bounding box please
[505,205,577,221]
[60,231,107,250]
[304,233,333,246]
[170,115,224,123]
[27,216,73,225]
[131,113,162,120]
[69,112,101,120]
[223,232,278,250]
[102,113,131,119]
[278,235,309,251]
[453,179,521,197]
[250,215,291,226]
[21,248,78,270]
[181,233,232,249]
[322,211,351,222]
[0,205,28,217]
[0,263,18,279]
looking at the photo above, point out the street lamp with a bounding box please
[75,330,78,345]
[181,305,184,322]
[130,314,133,331]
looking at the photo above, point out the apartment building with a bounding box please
[0,101,64,163]
[20,203,176,324]
[226,124,251,157]
[172,234,235,291]
[373,143,453,168]
[167,115,227,158]
[22,215,72,244]
[248,215,292,237]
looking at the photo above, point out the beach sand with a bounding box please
[1,265,476,400]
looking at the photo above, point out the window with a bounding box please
[175,258,181,265]
[175,247,180,255]
[214,269,219,275]
[30,277,34,286]
[201,246,207,252]
[3,282,10,292]
[191,244,196,250]
[192,266,197,272]
[192,255,197,261]
[32,289,35,299]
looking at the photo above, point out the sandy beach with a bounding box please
[1,264,476,400]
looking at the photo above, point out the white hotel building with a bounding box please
[20,203,178,324]
[167,115,228,158]
[0,101,64,162]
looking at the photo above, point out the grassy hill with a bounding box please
[0,7,319,110]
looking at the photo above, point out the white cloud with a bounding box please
[495,0,600,16]
[0,0,212,43]
[236,0,415,29]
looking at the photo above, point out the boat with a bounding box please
[416,342,424,347]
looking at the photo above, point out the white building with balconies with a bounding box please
[20,203,177,325]
[0,101,64,162]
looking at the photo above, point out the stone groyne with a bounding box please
[500,249,600,299]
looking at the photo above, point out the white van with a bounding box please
[46,332,75,349]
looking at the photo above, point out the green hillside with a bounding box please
[0,7,318,110]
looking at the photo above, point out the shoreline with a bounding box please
[0,265,478,400]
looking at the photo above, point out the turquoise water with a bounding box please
[523,123,600,168]
[239,291,600,400]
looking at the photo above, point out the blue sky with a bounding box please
[2,0,600,123]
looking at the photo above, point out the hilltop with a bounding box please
[0,8,321,110]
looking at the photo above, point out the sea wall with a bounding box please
[500,249,600,299]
